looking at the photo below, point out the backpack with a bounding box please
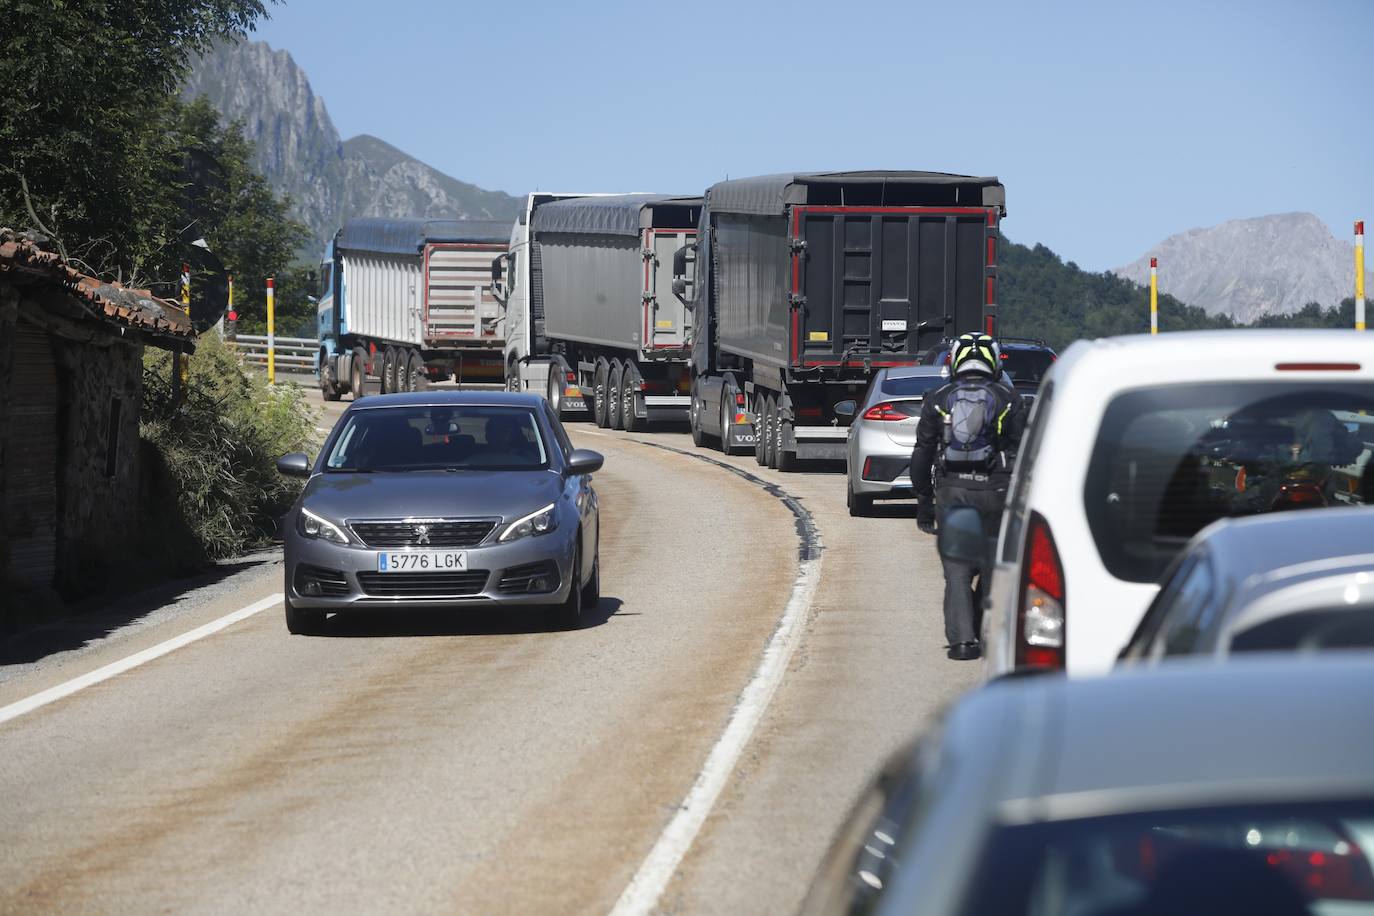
[939,380,1004,470]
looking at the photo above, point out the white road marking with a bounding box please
[0,594,283,726]
[608,439,823,916]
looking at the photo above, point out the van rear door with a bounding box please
[645,229,695,353]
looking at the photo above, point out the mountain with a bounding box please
[1113,213,1370,323]
[182,40,520,254]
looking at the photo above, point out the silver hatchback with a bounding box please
[841,366,948,516]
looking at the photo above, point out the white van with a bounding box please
[982,330,1374,677]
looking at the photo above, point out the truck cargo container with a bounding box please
[315,217,511,400]
[675,170,1006,469]
[495,193,700,428]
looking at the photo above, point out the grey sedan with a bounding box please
[1119,506,1374,664]
[802,655,1374,915]
[840,366,948,516]
[276,392,602,634]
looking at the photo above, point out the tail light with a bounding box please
[1016,511,1065,669]
[862,401,918,422]
[1273,482,1327,509]
[565,371,576,383]
[734,390,747,426]
[1265,842,1374,901]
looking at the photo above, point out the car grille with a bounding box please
[294,564,350,597]
[498,561,560,594]
[355,570,490,598]
[349,519,498,548]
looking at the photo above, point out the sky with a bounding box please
[252,0,1373,271]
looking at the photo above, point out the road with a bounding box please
[0,388,977,915]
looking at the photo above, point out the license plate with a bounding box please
[881,319,908,332]
[376,551,467,572]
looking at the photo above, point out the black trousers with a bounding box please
[936,483,1007,646]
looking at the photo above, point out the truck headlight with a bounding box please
[499,503,558,542]
[299,507,350,545]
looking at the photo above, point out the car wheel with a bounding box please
[580,549,600,608]
[407,350,427,392]
[608,362,625,430]
[593,360,611,428]
[284,594,327,635]
[350,348,367,400]
[847,482,874,517]
[622,365,643,432]
[547,544,583,630]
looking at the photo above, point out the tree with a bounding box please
[0,0,273,282]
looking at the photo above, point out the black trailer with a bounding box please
[677,171,1006,469]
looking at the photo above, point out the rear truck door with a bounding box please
[792,207,997,367]
[424,243,508,345]
[645,229,695,353]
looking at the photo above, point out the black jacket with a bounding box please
[910,375,1028,498]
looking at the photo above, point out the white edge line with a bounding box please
[611,524,823,914]
[0,593,283,726]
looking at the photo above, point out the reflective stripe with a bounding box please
[997,404,1011,435]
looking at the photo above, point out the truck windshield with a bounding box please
[324,406,549,472]
[1084,382,1374,582]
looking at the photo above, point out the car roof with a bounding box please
[957,654,1374,823]
[1188,506,1374,590]
[881,365,948,380]
[346,391,548,410]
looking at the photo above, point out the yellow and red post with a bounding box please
[266,276,276,384]
[1357,221,1366,332]
[1149,257,1159,335]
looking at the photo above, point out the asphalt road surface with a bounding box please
[0,386,978,914]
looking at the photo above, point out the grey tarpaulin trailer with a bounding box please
[677,170,1006,468]
[500,193,702,428]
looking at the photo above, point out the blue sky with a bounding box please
[253,0,1372,271]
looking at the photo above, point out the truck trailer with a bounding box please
[495,193,701,428]
[315,217,512,400]
[675,170,1007,470]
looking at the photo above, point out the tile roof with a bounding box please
[0,229,195,342]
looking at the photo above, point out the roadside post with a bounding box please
[1357,221,1366,332]
[179,262,191,387]
[1150,257,1159,334]
[224,274,237,342]
[266,276,276,384]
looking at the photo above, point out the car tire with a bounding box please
[284,594,327,635]
[350,348,367,400]
[608,362,625,430]
[593,360,611,428]
[580,549,600,609]
[407,350,426,392]
[622,364,643,432]
[547,544,584,630]
[847,482,874,517]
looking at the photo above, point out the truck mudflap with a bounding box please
[788,425,849,462]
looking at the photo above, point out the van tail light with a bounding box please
[1016,511,1065,669]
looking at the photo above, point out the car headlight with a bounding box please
[298,507,350,544]
[499,503,558,542]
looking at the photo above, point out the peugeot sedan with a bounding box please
[275,392,603,634]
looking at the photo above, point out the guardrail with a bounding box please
[233,335,316,375]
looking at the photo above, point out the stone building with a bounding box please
[0,230,195,618]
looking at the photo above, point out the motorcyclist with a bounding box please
[911,333,1028,661]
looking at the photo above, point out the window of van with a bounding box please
[1084,382,1374,583]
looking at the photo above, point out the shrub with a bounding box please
[141,333,317,561]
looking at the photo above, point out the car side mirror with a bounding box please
[276,452,311,478]
[938,506,989,565]
[834,399,857,419]
[565,448,604,476]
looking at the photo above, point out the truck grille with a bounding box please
[349,519,497,548]
[356,571,490,598]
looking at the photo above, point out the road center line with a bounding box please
[0,593,283,727]
[604,438,823,916]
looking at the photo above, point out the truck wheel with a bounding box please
[546,363,564,417]
[320,358,342,401]
[407,350,426,392]
[755,394,770,466]
[719,380,740,455]
[775,396,797,472]
[689,381,710,448]
[381,347,397,394]
[506,360,520,393]
[765,396,781,468]
[622,365,643,432]
[608,362,624,430]
[350,347,367,400]
[593,361,611,428]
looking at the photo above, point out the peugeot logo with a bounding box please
[413,524,431,546]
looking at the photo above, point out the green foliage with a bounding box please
[1247,299,1357,329]
[140,333,316,560]
[0,0,276,283]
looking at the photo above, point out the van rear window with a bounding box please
[1084,382,1374,582]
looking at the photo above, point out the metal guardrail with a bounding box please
[233,334,316,374]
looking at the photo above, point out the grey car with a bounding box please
[801,655,1374,916]
[841,366,949,516]
[276,392,603,634]
[1119,507,1374,664]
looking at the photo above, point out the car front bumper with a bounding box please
[284,524,577,611]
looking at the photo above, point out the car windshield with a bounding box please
[881,375,946,397]
[1002,349,1055,386]
[963,801,1374,916]
[324,406,549,472]
[1085,382,1374,582]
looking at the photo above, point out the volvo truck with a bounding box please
[494,193,700,428]
[675,170,1006,469]
[315,217,512,399]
